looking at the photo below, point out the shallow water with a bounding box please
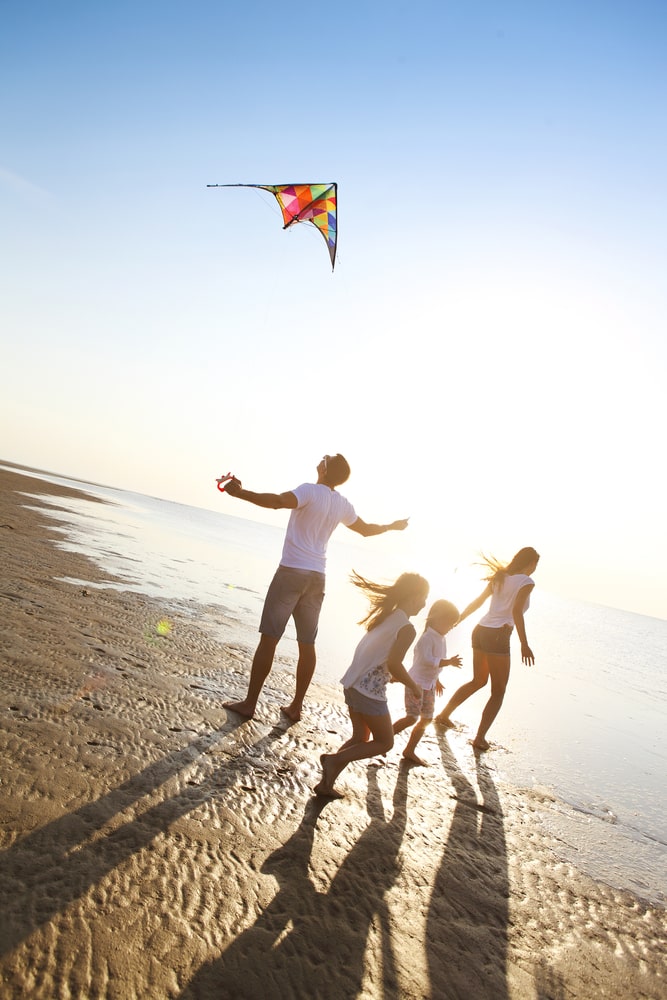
[8,465,666,906]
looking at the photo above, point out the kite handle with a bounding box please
[216,472,236,493]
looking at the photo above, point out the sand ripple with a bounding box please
[1,467,666,999]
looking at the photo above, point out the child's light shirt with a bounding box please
[340,609,411,701]
[408,626,447,690]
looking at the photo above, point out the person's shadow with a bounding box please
[180,763,412,999]
[0,719,285,955]
[425,735,510,1000]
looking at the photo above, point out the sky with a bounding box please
[2,1,666,620]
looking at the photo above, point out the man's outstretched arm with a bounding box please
[224,479,297,510]
[347,517,409,537]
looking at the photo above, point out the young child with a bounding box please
[392,599,461,765]
[314,570,429,798]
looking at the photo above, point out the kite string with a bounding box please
[250,187,284,222]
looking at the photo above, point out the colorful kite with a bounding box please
[208,182,338,270]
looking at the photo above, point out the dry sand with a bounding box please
[1,465,666,999]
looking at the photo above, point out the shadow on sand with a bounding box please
[2,722,517,999]
[180,763,413,1000]
[425,732,510,999]
[0,718,285,955]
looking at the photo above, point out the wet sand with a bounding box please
[1,465,666,999]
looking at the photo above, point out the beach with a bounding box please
[1,466,666,1000]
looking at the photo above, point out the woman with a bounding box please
[434,546,539,750]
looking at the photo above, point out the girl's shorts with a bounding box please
[472,623,513,656]
[344,687,389,716]
[404,685,436,720]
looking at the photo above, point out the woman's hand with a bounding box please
[521,642,535,666]
[435,680,444,697]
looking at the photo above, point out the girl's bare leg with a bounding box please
[338,709,371,752]
[315,711,394,796]
[435,650,490,725]
[393,714,417,736]
[472,653,510,749]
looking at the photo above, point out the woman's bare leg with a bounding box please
[435,650,490,725]
[393,714,417,736]
[472,653,511,749]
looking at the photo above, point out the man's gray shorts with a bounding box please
[259,565,326,644]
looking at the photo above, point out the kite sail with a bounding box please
[208,182,338,270]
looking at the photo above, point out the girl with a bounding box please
[314,570,430,798]
[434,546,539,751]
[392,599,462,765]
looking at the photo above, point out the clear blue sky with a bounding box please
[2,1,666,619]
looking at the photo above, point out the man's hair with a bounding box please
[328,453,351,486]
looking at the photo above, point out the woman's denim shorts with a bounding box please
[471,623,513,656]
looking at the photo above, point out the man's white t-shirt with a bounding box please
[280,483,357,573]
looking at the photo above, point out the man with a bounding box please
[222,453,409,721]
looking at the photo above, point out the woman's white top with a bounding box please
[479,573,535,628]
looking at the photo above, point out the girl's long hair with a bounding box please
[477,547,539,590]
[351,570,429,631]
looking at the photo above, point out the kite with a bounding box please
[207,182,338,270]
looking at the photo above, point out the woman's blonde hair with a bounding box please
[350,570,429,631]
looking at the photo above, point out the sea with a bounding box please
[6,464,667,908]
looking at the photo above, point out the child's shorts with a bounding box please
[344,687,389,716]
[404,685,436,720]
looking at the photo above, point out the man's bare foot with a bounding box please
[313,754,344,798]
[280,704,301,722]
[471,738,490,751]
[434,715,455,729]
[223,700,255,719]
[403,750,428,766]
